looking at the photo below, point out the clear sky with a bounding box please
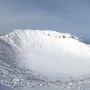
[0,0,90,38]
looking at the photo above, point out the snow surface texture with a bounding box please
[0,29,90,90]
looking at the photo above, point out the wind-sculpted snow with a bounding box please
[0,29,90,90]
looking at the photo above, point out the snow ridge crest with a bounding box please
[0,29,82,44]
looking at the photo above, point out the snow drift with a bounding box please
[0,29,90,87]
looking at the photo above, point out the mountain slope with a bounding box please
[0,29,90,88]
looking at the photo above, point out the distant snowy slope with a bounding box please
[0,29,90,85]
[0,29,89,56]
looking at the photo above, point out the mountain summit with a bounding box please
[0,29,90,88]
[0,29,89,56]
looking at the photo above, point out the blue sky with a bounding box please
[0,0,90,38]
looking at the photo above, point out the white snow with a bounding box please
[1,29,90,81]
[1,29,90,90]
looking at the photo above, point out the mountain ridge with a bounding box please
[0,29,83,44]
[0,29,90,88]
[0,29,89,56]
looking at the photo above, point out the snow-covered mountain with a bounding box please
[0,29,90,89]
